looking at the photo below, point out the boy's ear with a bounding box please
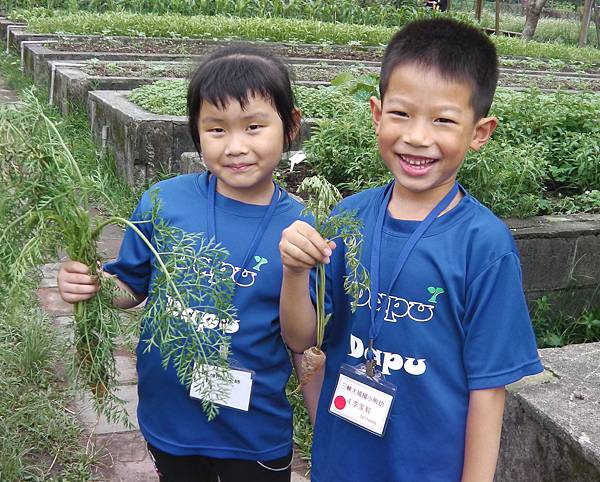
[469,116,497,151]
[370,96,382,136]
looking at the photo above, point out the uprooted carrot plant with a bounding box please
[0,90,236,424]
[297,176,369,387]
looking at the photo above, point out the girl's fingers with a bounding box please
[62,260,91,274]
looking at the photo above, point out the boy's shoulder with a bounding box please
[458,192,521,268]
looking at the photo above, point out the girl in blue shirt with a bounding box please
[58,45,317,482]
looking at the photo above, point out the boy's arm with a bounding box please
[279,220,334,353]
[461,387,506,482]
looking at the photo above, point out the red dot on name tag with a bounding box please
[334,395,346,410]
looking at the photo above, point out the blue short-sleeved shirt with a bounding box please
[105,173,306,460]
[311,185,543,482]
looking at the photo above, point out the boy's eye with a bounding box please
[436,118,456,124]
[390,111,408,118]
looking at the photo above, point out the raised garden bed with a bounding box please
[52,59,377,115]
[20,34,380,87]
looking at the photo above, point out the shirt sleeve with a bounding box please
[103,190,155,296]
[463,252,543,390]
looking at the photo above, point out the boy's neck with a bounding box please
[387,182,463,221]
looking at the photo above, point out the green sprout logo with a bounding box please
[252,255,268,271]
[427,287,445,303]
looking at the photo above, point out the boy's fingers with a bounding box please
[284,231,328,264]
[282,242,325,268]
[295,223,332,257]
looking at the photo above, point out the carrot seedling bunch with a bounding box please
[298,176,369,386]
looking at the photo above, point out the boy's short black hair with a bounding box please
[379,18,498,119]
[187,44,296,153]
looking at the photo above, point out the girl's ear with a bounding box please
[290,107,302,140]
[370,96,382,136]
[469,116,497,151]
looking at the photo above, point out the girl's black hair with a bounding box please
[187,44,297,153]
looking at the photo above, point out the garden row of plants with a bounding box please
[127,77,600,219]
[4,0,598,46]
[7,10,600,63]
[80,57,599,80]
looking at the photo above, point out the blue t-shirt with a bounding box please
[105,173,306,459]
[311,185,543,482]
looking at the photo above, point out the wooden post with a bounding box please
[475,0,484,21]
[495,0,501,34]
[579,0,594,47]
[594,2,600,47]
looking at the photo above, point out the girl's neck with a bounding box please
[215,177,276,205]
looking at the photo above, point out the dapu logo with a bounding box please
[427,287,445,303]
[252,255,268,271]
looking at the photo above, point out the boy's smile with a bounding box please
[370,62,496,215]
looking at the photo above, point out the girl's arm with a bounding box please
[58,260,146,309]
[461,387,506,482]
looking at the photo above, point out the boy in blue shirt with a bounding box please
[279,18,543,481]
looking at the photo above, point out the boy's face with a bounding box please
[370,62,496,203]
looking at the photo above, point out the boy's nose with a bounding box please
[402,121,432,147]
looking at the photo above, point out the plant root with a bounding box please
[299,346,326,387]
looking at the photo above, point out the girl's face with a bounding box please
[198,94,294,205]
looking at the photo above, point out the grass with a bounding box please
[532,296,600,348]
[11,11,600,63]
[0,285,98,481]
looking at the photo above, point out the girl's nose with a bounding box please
[224,133,249,156]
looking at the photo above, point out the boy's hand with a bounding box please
[280,220,336,274]
[57,261,100,304]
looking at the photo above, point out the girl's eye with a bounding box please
[209,127,224,134]
[248,124,263,131]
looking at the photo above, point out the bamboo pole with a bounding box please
[579,0,594,47]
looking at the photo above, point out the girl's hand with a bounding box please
[279,220,336,274]
[57,260,100,303]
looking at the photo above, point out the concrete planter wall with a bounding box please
[510,215,600,316]
[498,342,600,481]
[88,90,313,187]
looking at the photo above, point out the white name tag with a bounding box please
[190,365,253,412]
[329,365,395,436]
